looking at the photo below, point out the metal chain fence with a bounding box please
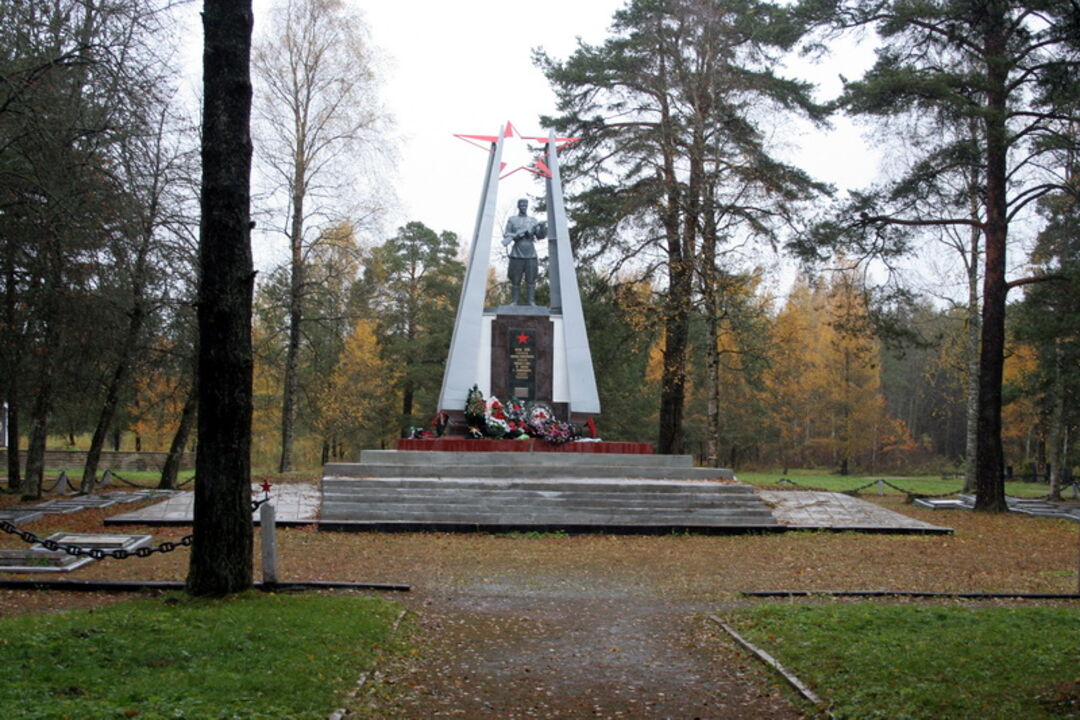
[34,469,195,494]
[775,476,962,500]
[0,497,270,560]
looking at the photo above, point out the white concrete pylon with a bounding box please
[437,125,506,412]
[545,130,599,415]
[437,124,599,417]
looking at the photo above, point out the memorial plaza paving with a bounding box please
[94,481,952,533]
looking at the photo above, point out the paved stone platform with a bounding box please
[98,484,948,534]
[104,484,320,526]
[759,490,952,534]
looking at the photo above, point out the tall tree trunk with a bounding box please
[279,212,303,472]
[23,358,53,500]
[659,265,690,455]
[23,237,63,500]
[1046,340,1065,500]
[83,205,157,493]
[701,184,720,468]
[3,239,21,492]
[963,221,981,494]
[187,0,255,597]
[160,373,197,490]
[704,305,720,468]
[656,50,688,456]
[82,296,146,493]
[402,382,414,431]
[5,401,19,492]
[973,7,1009,512]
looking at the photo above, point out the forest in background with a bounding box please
[1,0,1077,497]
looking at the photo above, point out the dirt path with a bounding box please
[367,568,808,719]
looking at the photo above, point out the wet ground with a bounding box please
[361,570,809,719]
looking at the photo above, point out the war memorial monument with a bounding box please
[319,123,779,532]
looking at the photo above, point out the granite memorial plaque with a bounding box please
[490,314,552,405]
[509,327,537,400]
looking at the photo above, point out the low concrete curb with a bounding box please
[0,579,410,592]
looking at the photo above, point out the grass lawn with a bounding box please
[727,603,1080,720]
[0,469,196,492]
[1,467,1077,716]
[736,469,1056,498]
[0,592,403,720]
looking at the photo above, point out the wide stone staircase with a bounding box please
[319,450,780,533]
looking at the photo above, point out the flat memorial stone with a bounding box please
[28,499,86,514]
[0,533,154,573]
[914,494,1080,523]
[39,533,153,551]
[914,498,970,510]
[0,549,95,573]
[0,509,44,525]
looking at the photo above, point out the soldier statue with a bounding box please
[502,198,547,305]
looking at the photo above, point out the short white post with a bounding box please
[877,478,884,496]
[260,501,278,586]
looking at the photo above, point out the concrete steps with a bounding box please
[325,449,735,482]
[319,451,779,533]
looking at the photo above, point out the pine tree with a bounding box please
[538,0,827,452]
[796,0,1080,509]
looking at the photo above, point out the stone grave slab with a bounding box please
[0,549,95,573]
[0,533,153,573]
[30,495,120,514]
[28,499,87,514]
[913,498,969,510]
[37,532,153,552]
[0,508,43,526]
[915,494,1080,523]
[101,490,167,504]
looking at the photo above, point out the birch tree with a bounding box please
[252,0,389,472]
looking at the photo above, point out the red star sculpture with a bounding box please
[455,121,579,179]
[260,479,273,494]
[516,332,530,344]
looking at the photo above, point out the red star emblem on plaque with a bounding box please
[516,332,530,344]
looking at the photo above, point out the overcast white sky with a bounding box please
[362,0,880,238]
[181,0,882,274]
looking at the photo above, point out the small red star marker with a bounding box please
[260,479,273,494]
[516,332,530,344]
[454,121,578,179]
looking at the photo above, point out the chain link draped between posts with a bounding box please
[0,498,271,560]
[775,477,877,494]
[35,469,195,494]
[775,476,962,501]
[40,470,79,494]
[0,520,193,559]
[98,470,195,490]
[877,478,963,500]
